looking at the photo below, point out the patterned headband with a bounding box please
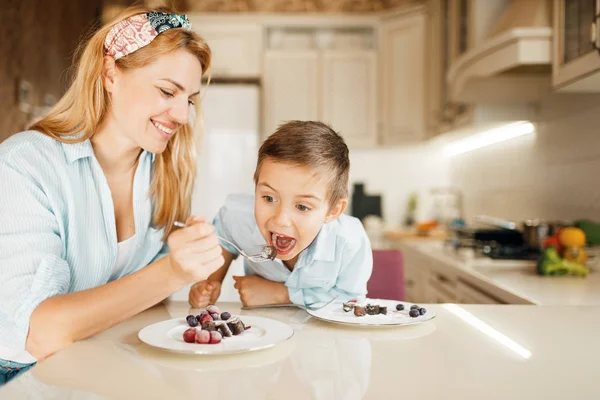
[104,12,192,60]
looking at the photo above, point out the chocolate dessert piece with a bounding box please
[218,322,233,337]
[354,305,366,317]
[202,320,217,332]
[379,306,388,315]
[227,317,246,335]
[343,301,356,312]
[365,304,380,315]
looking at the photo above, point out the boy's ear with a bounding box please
[324,199,348,224]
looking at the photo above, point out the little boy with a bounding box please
[189,121,373,307]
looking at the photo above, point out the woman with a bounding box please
[0,6,223,381]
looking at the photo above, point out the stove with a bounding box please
[447,227,541,261]
[477,243,540,261]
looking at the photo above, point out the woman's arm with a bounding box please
[26,257,179,359]
[26,219,223,360]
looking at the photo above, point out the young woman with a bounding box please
[0,6,223,382]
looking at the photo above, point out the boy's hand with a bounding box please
[232,275,290,306]
[189,280,222,309]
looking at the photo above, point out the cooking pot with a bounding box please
[475,215,568,251]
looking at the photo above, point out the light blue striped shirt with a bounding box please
[0,131,168,361]
[213,194,373,306]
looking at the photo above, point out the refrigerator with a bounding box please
[170,82,261,302]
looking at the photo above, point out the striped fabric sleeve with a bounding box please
[0,161,71,349]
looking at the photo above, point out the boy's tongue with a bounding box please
[272,232,295,251]
[276,236,293,248]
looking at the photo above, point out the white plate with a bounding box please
[138,316,294,355]
[306,299,436,327]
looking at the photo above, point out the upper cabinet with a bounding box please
[263,49,320,135]
[446,0,552,104]
[189,19,263,78]
[322,50,378,148]
[263,26,378,148]
[552,0,600,91]
[379,10,428,144]
[425,0,551,136]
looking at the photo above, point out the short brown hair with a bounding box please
[254,121,350,208]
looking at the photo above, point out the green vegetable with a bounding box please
[574,219,600,246]
[536,246,589,277]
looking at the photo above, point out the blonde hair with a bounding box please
[254,121,350,209]
[31,5,211,239]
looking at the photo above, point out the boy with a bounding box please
[189,121,373,307]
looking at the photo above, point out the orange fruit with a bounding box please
[559,227,586,248]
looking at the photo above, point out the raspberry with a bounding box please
[195,329,210,344]
[199,313,213,325]
[183,328,196,343]
[207,305,219,315]
[209,330,222,344]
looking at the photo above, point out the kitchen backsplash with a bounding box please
[449,94,600,223]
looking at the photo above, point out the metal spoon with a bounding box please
[173,221,277,262]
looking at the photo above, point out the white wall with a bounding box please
[349,141,451,227]
[448,94,600,223]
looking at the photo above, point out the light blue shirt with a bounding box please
[213,194,373,306]
[0,131,168,358]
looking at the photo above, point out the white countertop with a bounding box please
[2,301,600,399]
[399,240,600,306]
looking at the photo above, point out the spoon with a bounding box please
[173,221,277,262]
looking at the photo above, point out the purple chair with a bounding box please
[367,249,405,301]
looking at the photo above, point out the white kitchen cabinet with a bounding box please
[456,280,503,304]
[191,22,263,78]
[322,51,377,148]
[264,48,377,147]
[553,0,600,91]
[263,50,320,136]
[379,11,427,144]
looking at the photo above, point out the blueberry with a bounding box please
[395,304,405,311]
[409,309,420,318]
[410,305,420,310]
[221,312,232,321]
[419,307,427,315]
[211,313,220,321]
[186,315,198,327]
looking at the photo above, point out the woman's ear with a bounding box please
[324,199,348,224]
[102,56,117,93]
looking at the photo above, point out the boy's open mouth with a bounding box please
[270,232,296,256]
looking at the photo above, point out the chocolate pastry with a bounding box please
[354,305,366,317]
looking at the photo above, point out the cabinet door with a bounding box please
[263,50,320,136]
[193,23,263,78]
[456,280,502,304]
[553,0,600,91]
[322,51,377,148]
[380,13,426,144]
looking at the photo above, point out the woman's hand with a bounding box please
[167,216,224,284]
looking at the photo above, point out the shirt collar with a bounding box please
[62,138,95,164]
[62,138,157,164]
[303,223,337,263]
